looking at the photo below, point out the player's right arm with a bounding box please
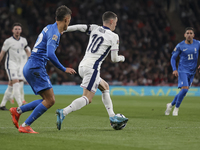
[0,39,9,62]
[0,50,6,63]
[171,45,181,77]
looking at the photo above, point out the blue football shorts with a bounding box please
[23,58,52,95]
[178,72,194,88]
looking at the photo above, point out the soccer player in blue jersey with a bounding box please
[165,27,200,116]
[9,5,76,133]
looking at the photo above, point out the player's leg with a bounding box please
[10,99,43,129]
[98,78,115,117]
[56,88,92,130]
[0,82,13,110]
[56,66,96,130]
[98,79,128,124]
[172,73,191,116]
[63,88,92,115]
[12,79,23,107]
[19,64,27,104]
[172,86,188,116]
[165,93,180,115]
[8,91,14,104]
[19,88,55,133]
[62,66,94,115]
[19,80,26,104]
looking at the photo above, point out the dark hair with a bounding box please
[102,11,117,22]
[185,27,194,33]
[56,5,72,21]
[12,23,22,29]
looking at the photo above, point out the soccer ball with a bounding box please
[110,113,127,130]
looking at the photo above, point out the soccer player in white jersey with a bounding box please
[56,11,128,130]
[8,45,31,105]
[0,23,31,110]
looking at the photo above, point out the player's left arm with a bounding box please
[110,34,125,63]
[111,50,125,62]
[25,46,31,57]
[24,39,31,57]
[47,45,76,74]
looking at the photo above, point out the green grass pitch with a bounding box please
[0,94,200,150]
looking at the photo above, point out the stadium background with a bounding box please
[1,0,200,95]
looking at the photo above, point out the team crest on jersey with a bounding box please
[117,40,119,44]
[52,35,58,41]
[174,48,176,51]
[21,43,24,47]
[195,48,197,53]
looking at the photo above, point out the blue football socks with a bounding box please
[25,103,48,125]
[20,99,43,113]
[171,93,179,106]
[175,89,188,108]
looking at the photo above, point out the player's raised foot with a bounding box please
[9,107,21,129]
[0,106,9,111]
[172,107,179,116]
[18,125,38,134]
[165,103,172,115]
[109,115,128,125]
[56,109,65,130]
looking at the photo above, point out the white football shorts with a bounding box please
[6,68,24,81]
[78,66,101,93]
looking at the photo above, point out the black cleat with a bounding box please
[0,106,9,111]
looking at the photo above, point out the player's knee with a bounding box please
[181,89,188,96]
[104,82,109,90]
[48,97,55,106]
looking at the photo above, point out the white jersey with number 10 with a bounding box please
[79,24,119,70]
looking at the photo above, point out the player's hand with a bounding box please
[119,55,125,62]
[198,65,200,72]
[65,68,76,75]
[172,70,178,77]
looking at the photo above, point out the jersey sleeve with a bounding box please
[1,39,10,52]
[88,24,99,35]
[110,34,119,51]
[47,34,58,49]
[171,44,181,71]
[172,43,181,55]
[23,38,28,49]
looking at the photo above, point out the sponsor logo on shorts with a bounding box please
[95,84,98,89]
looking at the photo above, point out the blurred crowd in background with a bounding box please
[1,0,200,86]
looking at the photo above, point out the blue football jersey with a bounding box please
[31,22,61,66]
[172,39,200,74]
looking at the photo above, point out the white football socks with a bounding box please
[102,90,115,117]
[13,82,22,106]
[63,96,89,116]
[0,85,13,107]
[19,81,25,102]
